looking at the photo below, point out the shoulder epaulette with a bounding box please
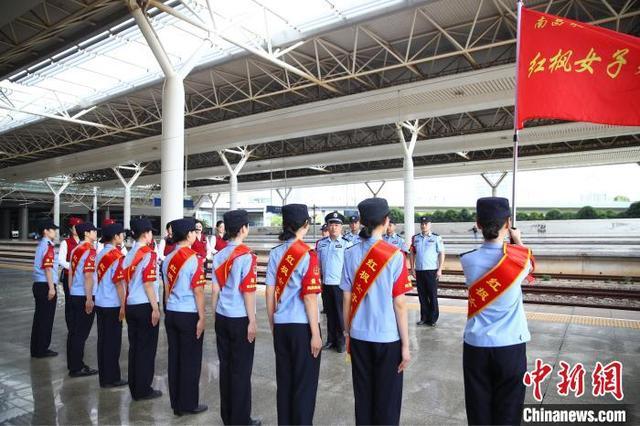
[432,232,439,236]
[345,242,359,250]
[341,236,350,242]
[271,243,284,250]
[459,249,476,258]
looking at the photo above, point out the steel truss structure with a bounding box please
[0,0,638,198]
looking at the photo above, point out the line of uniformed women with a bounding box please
[30,196,531,426]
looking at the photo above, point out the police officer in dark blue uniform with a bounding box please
[383,219,409,254]
[316,211,351,353]
[343,214,361,245]
[460,197,532,425]
[410,216,445,326]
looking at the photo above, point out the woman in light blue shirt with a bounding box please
[460,197,532,425]
[265,204,322,425]
[212,209,260,425]
[31,220,59,359]
[94,223,127,388]
[162,218,207,416]
[341,198,411,426]
[121,217,162,401]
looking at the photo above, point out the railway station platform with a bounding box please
[0,268,637,425]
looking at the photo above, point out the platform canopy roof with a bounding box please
[0,0,638,202]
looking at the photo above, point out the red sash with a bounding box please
[214,244,252,289]
[70,242,92,284]
[97,248,124,284]
[349,240,399,326]
[467,244,533,318]
[165,246,197,294]
[163,239,176,256]
[64,236,79,275]
[191,236,207,258]
[275,239,310,305]
[123,245,154,284]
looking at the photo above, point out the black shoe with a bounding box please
[426,322,436,327]
[250,417,262,425]
[322,342,335,350]
[102,379,128,388]
[416,320,428,325]
[336,344,345,354]
[182,404,208,415]
[173,409,182,417]
[136,389,163,401]
[69,366,98,377]
[32,350,58,358]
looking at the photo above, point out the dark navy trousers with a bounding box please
[463,342,527,425]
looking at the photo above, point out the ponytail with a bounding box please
[278,219,308,241]
[359,215,388,240]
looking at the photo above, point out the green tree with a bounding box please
[527,212,544,220]
[576,206,598,219]
[444,209,460,222]
[271,216,283,227]
[459,208,472,221]
[389,207,404,223]
[614,195,630,202]
[516,212,530,221]
[432,210,446,222]
[604,210,619,219]
[624,201,640,218]
[561,212,575,220]
[545,209,563,220]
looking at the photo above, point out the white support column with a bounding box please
[276,188,292,205]
[44,177,71,227]
[128,1,209,230]
[19,206,28,240]
[364,181,386,198]
[397,120,424,237]
[208,193,220,225]
[219,147,251,210]
[113,164,145,230]
[480,172,508,197]
[92,187,98,226]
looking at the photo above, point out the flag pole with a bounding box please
[511,0,524,228]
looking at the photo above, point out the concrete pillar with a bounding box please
[397,121,421,237]
[161,74,185,229]
[208,193,220,226]
[104,208,111,220]
[276,188,292,205]
[481,172,508,197]
[19,206,28,240]
[364,181,386,198]
[128,3,205,230]
[1,209,10,239]
[44,178,71,227]
[113,165,144,230]
[219,148,251,211]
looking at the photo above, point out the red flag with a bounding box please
[516,7,640,129]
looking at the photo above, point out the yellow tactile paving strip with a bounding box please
[405,302,640,330]
[2,263,638,329]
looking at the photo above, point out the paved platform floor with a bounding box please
[0,268,638,425]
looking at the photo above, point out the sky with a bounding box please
[196,164,640,210]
